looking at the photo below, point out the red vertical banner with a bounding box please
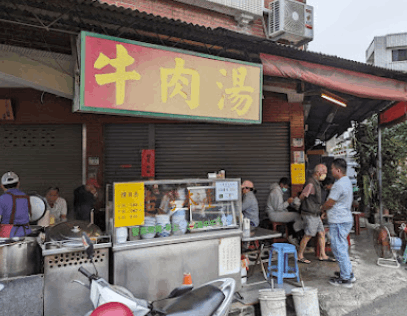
[141,149,155,178]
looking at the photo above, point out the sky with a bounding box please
[307,0,407,63]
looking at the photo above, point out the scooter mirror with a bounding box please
[82,232,95,260]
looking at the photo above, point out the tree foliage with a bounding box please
[354,114,407,218]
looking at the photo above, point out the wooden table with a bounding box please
[242,227,282,281]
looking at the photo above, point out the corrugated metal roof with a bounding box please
[1,0,406,80]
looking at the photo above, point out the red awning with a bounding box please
[380,101,407,125]
[260,53,407,101]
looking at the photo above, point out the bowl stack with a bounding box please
[141,216,157,239]
[172,209,188,235]
[156,214,171,237]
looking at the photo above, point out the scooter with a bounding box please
[74,232,236,316]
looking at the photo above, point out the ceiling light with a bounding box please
[321,92,347,107]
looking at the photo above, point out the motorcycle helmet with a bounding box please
[90,302,133,316]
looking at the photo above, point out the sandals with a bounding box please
[319,257,337,262]
[298,258,311,264]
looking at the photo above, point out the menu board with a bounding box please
[215,181,239,201]
[291,163,306,185]
[219,236,240,275]
[114,182,145,227]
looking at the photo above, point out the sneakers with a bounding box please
[329,277,353,288]
[334,271,356,283]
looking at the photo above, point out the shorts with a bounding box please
[302,214,324,237]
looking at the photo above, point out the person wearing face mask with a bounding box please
[266,177,302,244]
[297,164,336,264]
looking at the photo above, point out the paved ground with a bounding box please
[236,221,407,316]
[343,288,407,316]
[302,223,407,316]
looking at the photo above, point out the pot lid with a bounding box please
[47,220,102,242]
[29,195,47,223]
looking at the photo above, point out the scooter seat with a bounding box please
[161,284,225,316]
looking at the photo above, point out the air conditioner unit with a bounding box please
[173,0,263,26]
[268,0,314,46]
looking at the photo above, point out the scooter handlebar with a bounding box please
[78,267,93,279]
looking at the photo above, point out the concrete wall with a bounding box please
[100,0,266,37]
[367,34,407,71]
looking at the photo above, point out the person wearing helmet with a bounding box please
[0,171,32,237]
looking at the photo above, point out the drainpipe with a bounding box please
[378,122,383,225]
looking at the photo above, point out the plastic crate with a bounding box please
[228,302,255,316]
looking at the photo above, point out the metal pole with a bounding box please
[378,123,383,225]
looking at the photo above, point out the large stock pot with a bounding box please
[0,237,42,278]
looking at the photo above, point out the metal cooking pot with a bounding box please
[46,220,102,243]
[0,237,42,278]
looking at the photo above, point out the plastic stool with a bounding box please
[267,243,300,284]
[270,221,289,243]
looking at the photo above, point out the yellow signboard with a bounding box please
[291,163,306,185]
[114,182,145,227]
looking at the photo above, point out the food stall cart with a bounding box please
[40,221,111,316]
[0,236,43,316]
[107,178,242,301]
[0,195,47,316]
[0,195,112,316]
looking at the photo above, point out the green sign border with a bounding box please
[78,31,263,124]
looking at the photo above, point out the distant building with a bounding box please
[366,33,407,72]
[326,129,358,187]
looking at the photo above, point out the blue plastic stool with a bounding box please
[267,243,300,284]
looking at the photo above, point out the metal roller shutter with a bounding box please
[0,125,82,212]
[155,123,290,218]
[104,124,149,184]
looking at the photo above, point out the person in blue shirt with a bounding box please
[0,171,32,237]
[321,159,355,288]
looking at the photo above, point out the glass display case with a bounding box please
[108,178,242,301]
[106,178,241,244]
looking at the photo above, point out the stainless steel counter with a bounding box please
[113,228,241,251]
[42,240,111,316]
[41,242,112,256]
[241,227,282,242]
[113,229,242,301]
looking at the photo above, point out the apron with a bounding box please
[0,192,32,238]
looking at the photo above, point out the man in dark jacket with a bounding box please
[74,178,100,222]
[297,164,335,264]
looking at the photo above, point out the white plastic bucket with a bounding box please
[241,266,247,285]
[291,287,320,316]
[259,289,286,316]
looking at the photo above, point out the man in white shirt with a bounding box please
[321,158,355,288]
[44,187,67,224]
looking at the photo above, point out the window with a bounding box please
[392,49,407,62]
